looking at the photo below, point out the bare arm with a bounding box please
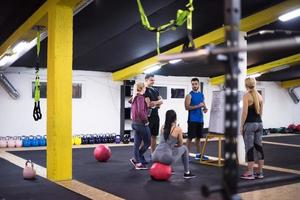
[150,96,163,107]
[240,95,249,133]
[259,95,263,116]
[202,102,208,113]
[184,94,204,110]
[144,97,151,107]
[177,127,184,146]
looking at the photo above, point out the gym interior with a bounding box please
[0,0,300,199]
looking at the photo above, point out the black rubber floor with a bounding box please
[0,158,88,200]
[263,143,300,171]
[263,135,300,145]
[8,142,300,200]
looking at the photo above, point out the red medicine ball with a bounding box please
[296,124,300,132]
[94,144,111,162]
[149,162,172,181]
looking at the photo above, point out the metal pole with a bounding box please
[157,36,300,63]
[222,0,240,199]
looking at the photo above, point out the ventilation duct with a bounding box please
[288,88,299,104]
[0,73,20,99]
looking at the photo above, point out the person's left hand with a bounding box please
[203,108,208,113]
[150,102,156,107]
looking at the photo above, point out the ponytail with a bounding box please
[249,88,260,114]
[245,77,260,114]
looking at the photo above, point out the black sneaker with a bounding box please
[183,172,196,179]
[130,158,137,168]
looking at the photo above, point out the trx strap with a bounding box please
[33,29,42,121]
[137,0,194,55]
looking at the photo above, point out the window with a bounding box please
[72,83,82,99]
[171,88,185,98]
[32,82,82,99]
[153,86,167,99]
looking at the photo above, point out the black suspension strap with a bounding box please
[33,28,42,121]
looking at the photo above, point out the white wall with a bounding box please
[256,81,300,128]
[0,67,121,136]
[1,67,299,137]
[134,75,217,133]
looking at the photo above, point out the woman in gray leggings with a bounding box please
[240,77,264,180]
[152,110,196,179]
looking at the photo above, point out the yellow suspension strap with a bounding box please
[33,28,42,121]
[136,0,194,55]
[182,0,195,52]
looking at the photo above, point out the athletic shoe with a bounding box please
[130,158,137,168]
[183,172,196,179]
[195,153,209,161]
[135,163,148,170]
[255,172,264,179]
[240,172,255,180]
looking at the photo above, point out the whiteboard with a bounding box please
[208,91,225,134]
[208,90,244,134]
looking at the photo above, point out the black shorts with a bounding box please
[188,121,204,139]
[149,115,160,136]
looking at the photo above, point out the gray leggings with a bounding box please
[152,145,190,172]
[172,145,190,172]
[244,122,264,162]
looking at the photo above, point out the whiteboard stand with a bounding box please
[200,133,224,167]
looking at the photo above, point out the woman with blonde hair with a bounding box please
[129,82,151,170]
[240,77,264,180]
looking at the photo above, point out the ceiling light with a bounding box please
[12,41,29,53]
[0,56,11,66]
[168,59,182,64]
[278,8,300,22]
[247,73,261,78]
[144,64,161,74]
[269,65,290,72]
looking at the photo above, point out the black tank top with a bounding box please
[245,104,262,123]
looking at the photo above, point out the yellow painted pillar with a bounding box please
[47,3,73,181]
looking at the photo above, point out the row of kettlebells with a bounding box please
[0,135,47,148]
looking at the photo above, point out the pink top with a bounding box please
[131,95,148,124]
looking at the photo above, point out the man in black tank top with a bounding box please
[144,74,163,153]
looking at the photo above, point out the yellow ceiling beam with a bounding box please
[210,53,300,85]
[112,0,300,81]
[281,79,300,88]
[0,0,83,58]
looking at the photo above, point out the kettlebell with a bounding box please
[0,137,8,148]
[74,136,82,145]
[16,136,23,148]
[31,136,39,147]
[8,137,16,148]
[115,135,121,144]
[23,160,36,180]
